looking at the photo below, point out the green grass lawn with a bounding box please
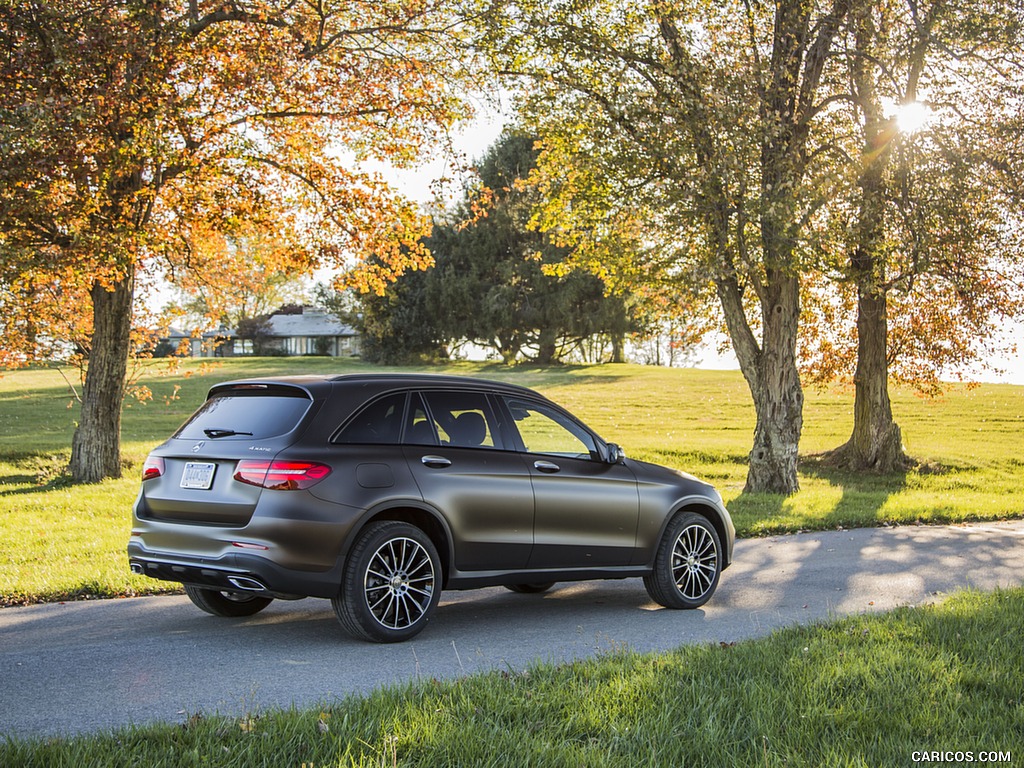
[3,587,1021,766]
[1,357,1023,604]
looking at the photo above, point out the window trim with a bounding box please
[328,388,608,457]
[402,391,440,447]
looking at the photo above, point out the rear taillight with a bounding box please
[142,455,165,481]
[234,460,332,490]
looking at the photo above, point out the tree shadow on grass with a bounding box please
[0,471,38,490]
[466,362,635,390]
[728,455,921,538]
[0,454,74,496]
[798,454,913,531]
[0,473,75,496]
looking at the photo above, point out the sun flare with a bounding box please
[895,101,931,133]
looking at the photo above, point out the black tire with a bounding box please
[504,582,556,594]
[643,511,722,609]
[183,585,273,617]
[332,521,442,643]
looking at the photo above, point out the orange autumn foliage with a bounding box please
[0,0,484,480]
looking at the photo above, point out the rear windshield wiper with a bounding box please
[203,428,255,439]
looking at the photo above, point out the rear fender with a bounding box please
[336,500,456,586]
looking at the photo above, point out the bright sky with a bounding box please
[690,337,1024,386]
[369,107,509,206]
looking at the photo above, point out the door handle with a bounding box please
[534,460,561,473]
[421,455,452,469]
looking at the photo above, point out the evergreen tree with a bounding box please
[356,130,635,364]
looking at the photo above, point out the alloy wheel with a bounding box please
[671,523,718,601]
[363,536,436,630]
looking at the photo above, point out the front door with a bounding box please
[502,397,639,568]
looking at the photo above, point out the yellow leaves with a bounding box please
[125,384,153,406]
[463,185,496,228]
[339,232,435,297]
[161,384,182,406]
[799,263,1022,396]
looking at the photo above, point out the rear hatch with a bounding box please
[139,383,317,526]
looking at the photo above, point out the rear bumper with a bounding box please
[127,542,343,600]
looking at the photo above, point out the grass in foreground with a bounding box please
[3,587,1021,766]
[1,358,1023,604]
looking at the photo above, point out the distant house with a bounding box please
[163,308,359,358]
[234,307,360,358]
[162,327,201,357]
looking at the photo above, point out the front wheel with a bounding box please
[184,585,273,617]
[333,521,442,643]
[643,512,722,609]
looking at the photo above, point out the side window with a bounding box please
[403,393,438,446]
[420,391,501,450]
[334,392,407,444]
[505,398,598,460]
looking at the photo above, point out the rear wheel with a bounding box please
[505,582,556,594]
[643,512,721,609]
[184,585,273,617]
[333,521,441,643]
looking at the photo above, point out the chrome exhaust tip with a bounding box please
[130,562,145,575]
[227,576,267,592]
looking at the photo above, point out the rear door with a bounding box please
[403,390,535,572]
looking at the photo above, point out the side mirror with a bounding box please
[606,443,625,464]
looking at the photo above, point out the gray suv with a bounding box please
[129,374,734,642]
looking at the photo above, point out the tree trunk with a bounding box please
[496,333,521,365]
[610,332,625,363]
[746,368,804,495]
[838,286,907,470]
[718,274,804,495]
[746,280,803,495]
[69,275,135,483]
[535,328,557,365]
[833,280,909,472]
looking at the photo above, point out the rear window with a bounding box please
[175,387,312,441]
[333,392,407,444]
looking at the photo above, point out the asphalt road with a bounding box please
[2,520,1023,739]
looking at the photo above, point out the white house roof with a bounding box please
[265,310,355,337]
[187,308,356,340]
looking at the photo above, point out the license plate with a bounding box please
[181,462,216,490]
